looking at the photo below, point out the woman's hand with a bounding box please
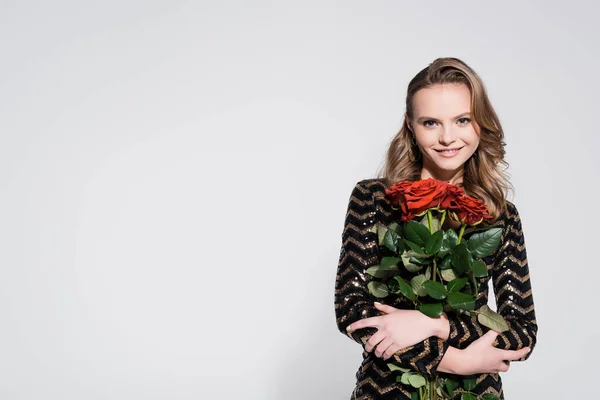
[346,302,439,360]
[458,330,531,374]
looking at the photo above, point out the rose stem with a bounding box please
[457,223,466,244]
[427,209,433,233]
[469,272,478,296]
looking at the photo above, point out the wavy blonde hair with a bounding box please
[377,57,513,220]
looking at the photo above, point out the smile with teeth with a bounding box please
[439,149,459,153]
[434,147,464,157]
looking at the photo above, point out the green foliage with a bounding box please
[471,260,488,278]
[365,199,510,400]
[403,221,431,247]
[419,302,443,317]
[463,378,477,391]
[448,292,476,311]
[423,280,448,300]
[425,230,444,255]
[447,277,468,293]
[366,264,400,278]
[394,276,416,301]
[410,275,428,296]
[467,227,503,258]
[478,305,510,332]
[367,281,389,298]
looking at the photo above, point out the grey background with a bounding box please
[1,1,597,399]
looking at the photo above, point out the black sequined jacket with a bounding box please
[334,179,538,399]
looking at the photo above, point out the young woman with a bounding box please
[334,57,537,399]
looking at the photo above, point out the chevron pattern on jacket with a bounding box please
[334,178,538,400]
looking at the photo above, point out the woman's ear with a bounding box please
[404,114,412,132]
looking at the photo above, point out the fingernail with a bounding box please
[526,347,531,353]
[374,302,381,306]
[346,326,353,332]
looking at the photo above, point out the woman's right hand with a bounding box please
[459,330,531,375]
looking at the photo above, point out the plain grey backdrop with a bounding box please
[1,1,598,399]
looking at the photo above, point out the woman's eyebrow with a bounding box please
[417,112,471,122]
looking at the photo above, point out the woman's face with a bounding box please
[406,83,480,184]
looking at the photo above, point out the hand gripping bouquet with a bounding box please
[368,178,507,400]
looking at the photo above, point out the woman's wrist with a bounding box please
[437,346,466,375]
[432,312,450,340]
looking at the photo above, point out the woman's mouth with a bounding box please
[435,147,464,158]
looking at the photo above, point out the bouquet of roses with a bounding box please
[367,178,508,400]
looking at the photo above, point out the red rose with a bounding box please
[439,184,465,210]
[448,195,494,225]
[385,178,449,221]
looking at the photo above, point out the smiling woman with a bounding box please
[408,83,481,184]
[334,57,537,400]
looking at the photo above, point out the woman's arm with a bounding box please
[437,331,532,375]
[334,180,449,377]
[436,202,538,360]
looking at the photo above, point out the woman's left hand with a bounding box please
[346,302,439,360]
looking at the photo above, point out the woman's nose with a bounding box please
[439,126,456,145]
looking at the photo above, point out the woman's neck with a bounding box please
[420,167,464,186]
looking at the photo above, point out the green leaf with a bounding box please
[477,305,510,332]
[408,373,426,388]
[448,292,476,311]
[441,268,457,282]
[422,280,448,300]
[403,221,431,247]
[411,392,419,400]
[436,386,445,398]
[411,275,428,296]
[406,251,431,260]
[383,229,399,252]
[451,243,473,273]
[450,254,468,274]
[387,363,411,373]
[397,237,405,254]
[367,281,389,298]
[425,230,444,255]
[401,252,424,273]
[400,372,411,385]
[404,239,426,255]
[461,394,477,400]
[471,260,488,278]
[444,378,459,394]
[366,264,400,278]
[419,302,443,317]
[481,394,500,400]
[394,276,416,301]
[467,227,503,258]
[438,229,459,257]
[463,378,477,391]
[381,257,401,269]
[439,255,452,270]
[447,277,468,293]
[376,223,387,245]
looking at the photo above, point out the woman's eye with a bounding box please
[423,120,437,127]
[458,117,471,125]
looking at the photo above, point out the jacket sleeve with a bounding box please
[334,180,449,377]
[445,202,538,361]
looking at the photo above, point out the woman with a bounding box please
[334,57,537,399]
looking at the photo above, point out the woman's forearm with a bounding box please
[437,345,465,374]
